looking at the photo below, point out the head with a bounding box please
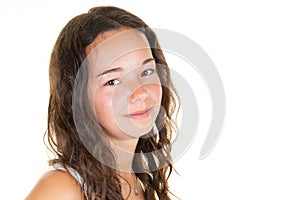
[47,6,179,200]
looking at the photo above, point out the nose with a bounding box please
[129,85,149,104]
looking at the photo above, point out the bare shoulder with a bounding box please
[26,170,84,200]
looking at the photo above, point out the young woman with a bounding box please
[26,6,179,200]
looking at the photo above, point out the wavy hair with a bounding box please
[47,6,179,200]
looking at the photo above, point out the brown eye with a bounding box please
[104,79,120,86]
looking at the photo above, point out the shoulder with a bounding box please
[26,170,84,200]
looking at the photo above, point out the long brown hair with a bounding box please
[47,6,179,200]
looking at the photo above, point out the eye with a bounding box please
[141,69,154,77]
[104,79,120,86]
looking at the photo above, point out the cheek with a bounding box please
[94,91,113,121]
[94,89,128,126]
[149,84,162,104]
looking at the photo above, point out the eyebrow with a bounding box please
[97,58,155,77]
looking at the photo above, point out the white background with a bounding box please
[1,0,300,199]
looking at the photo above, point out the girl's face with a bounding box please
[86,29,162,142]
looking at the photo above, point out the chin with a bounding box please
[119,120,155,139]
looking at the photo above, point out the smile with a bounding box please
[128,108,151,120]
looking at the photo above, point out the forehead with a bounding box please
[86,29,151,69]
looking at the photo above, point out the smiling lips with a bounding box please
[128,108,151,120]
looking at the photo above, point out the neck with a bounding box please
[109,137,139,172]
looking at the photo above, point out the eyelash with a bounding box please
[104,68,156,86]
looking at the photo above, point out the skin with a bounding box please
[26,28,161,200]
[25,170,84,200]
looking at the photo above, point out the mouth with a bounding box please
[127,108,151,120]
